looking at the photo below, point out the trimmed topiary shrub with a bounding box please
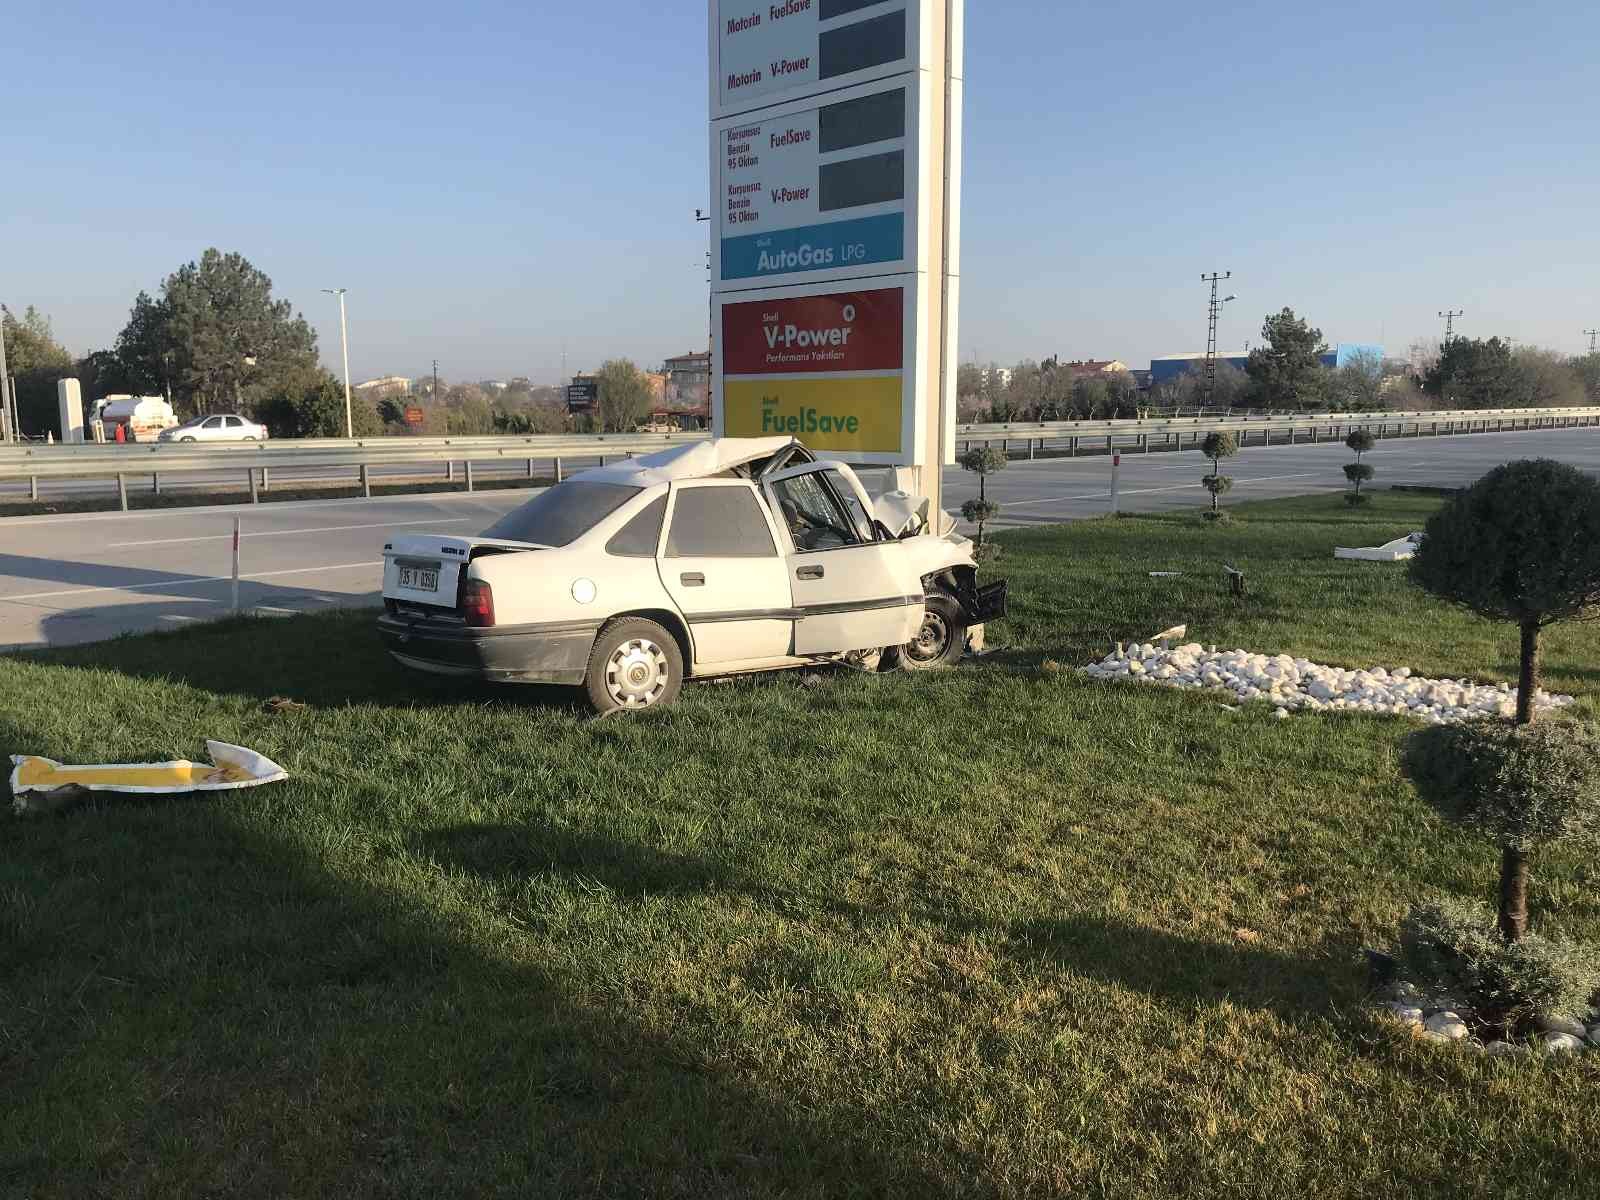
[1402,720,1600,943]
[1198,432,1238,519]
[1398,897,1600,1031]
[959,447,1008,550]
[1411,460,1600,727]
[1343,430,1377,506]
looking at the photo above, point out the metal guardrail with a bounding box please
[2,409,1597,510]
[953,407,1600,456]
[0,431,707,508]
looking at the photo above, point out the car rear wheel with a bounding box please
[585,617,684,714]
[885,594,967,672]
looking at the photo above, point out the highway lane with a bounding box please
[1,425,1595,649]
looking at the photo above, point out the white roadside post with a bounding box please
[231,518,241,614]
[1110,452,1121,514]
[708,1,964,508]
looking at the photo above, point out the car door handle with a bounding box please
[680,572,706,587]
[796,565,824,580]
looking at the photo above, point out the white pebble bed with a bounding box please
[1081,642,1577,724]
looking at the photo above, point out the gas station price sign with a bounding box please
[712,76,923,291]
[711,1,924,119]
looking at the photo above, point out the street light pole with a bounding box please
[323,288,353,437]
[0,307,11,442]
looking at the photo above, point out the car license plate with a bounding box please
[398,564,439,592]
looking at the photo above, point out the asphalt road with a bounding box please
[2,426,1595,650]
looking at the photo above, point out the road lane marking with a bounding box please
[0,561,383,603]
[110,516,479,548]
[1000,472,1327,507]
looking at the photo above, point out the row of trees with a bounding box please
[4,249,667,440]
[959,307,1600,423]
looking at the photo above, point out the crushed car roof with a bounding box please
[578,437,800,487]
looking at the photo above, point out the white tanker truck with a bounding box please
[95,396,179,443]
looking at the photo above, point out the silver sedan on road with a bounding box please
[158,414,268,443]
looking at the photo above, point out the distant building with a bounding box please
[647,403,710,432]
[354,375,412,397]
[1149,345,1385,385]
[664,351,711,407]
[643,372,667,402]
[982,365,1013,389]
[1060,359,1130,379]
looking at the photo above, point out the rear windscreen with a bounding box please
[480,482,642,548]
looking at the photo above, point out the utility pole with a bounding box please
[1584,329,1598,354]
[323,288,353,437]
[1438,309,1464,343]
[1201,272,1235,409]
[432,360,440,402]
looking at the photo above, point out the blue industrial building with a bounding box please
[1149,343,1383,385]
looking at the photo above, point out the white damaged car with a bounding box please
[378,437,1006,712]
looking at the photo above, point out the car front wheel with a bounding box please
[180,436,196,443]
[585,617,684,714]
[885,594,967,672]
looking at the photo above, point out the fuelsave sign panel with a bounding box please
[720,285,910,455]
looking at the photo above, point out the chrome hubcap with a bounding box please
[605,638,669,708]
[909,611,951,663]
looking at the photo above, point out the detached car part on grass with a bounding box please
[10,741,288,816]
[378,437,1007,712]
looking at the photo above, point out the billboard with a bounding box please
[566,380,599,412]
[716,280,924,461]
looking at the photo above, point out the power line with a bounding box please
[1201,272,1234,407]
[1438,309,1464,342]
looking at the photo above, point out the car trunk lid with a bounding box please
[382,533,541,616]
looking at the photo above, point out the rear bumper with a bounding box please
[377,613,600,685]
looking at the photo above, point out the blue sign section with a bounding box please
[721,213,904,281]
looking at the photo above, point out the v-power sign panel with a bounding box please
[712,1,925,119]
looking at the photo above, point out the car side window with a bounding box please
[822,469,877,543]
[606,496,668,558]
[224,416,243,428]
[202,417,223,429]
[770,472,861,552]
[665,486,777,558]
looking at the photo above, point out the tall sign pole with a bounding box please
[709,0,964,516]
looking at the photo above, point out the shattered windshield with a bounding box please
[479,481,642,548]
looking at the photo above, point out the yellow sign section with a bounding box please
[724,375,902,454]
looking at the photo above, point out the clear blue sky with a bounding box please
[4,0,1596,384]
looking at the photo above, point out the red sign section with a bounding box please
[722,287,903,375]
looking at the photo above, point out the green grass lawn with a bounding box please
[4,492,1598,1199]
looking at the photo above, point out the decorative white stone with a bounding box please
[1380,1002,1424,1025]
[1542,1032,1587,1054]
[1536,1015,1588,1039]
[1273,707,1290,720]
[1078,642,1576,723]
[1424,1013,1469,1040]
[1484,1041,1526,1057]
